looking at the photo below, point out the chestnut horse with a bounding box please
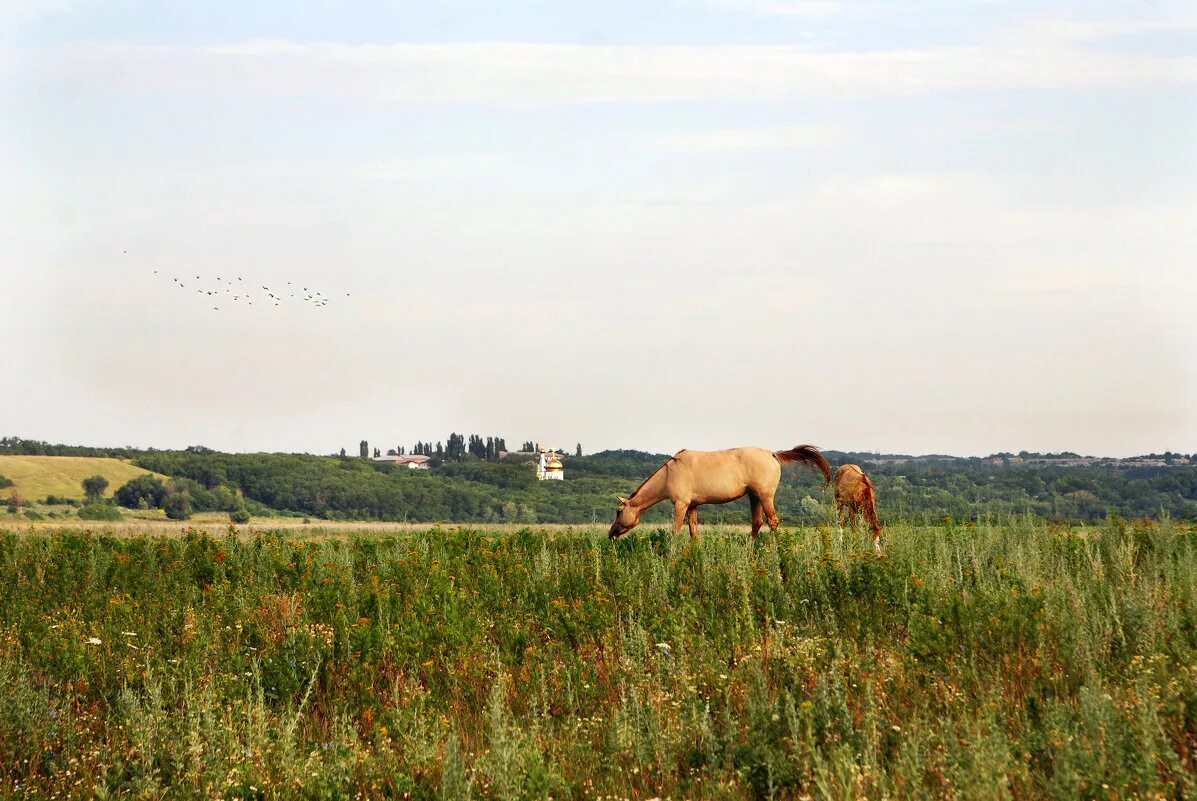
[608,445,831,540]
[834,464,882,553]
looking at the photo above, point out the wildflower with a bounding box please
[891,725,902,733]
[86,637,102,646]
[654,642,672,655]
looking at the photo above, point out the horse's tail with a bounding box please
[774,444,832,484]
[861,475,882,533]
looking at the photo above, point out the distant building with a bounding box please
[536,448,565,481]
[373,454,431,470]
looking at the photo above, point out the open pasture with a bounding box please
[1,520,1194,800]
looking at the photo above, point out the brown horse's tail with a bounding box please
[861,475,882,533]
[774,444,832,484]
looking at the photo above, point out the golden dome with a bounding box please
[545,458,563,470]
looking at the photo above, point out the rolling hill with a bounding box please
[0,455,168,502]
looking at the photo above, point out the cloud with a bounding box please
[20,30,1196,107]
[677,0,862,17]
[0,0,76,18]
[1016,16,1197,44]
[641,124,839,151]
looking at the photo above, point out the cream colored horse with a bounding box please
[608,445,832,540]
[834,464,883,553]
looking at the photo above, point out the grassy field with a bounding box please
[0,455,167,502]
[0,519,1193,800]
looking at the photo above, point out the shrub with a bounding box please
[0,473,12,489]
[78,503,122,521]
[229,508,251,524]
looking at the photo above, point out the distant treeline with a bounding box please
[4,437,1196,523]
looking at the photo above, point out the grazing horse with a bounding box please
[834,464,882,553]
[608,445,832,541]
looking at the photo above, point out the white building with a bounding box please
[373,454,431,470]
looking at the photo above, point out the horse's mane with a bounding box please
[628,452,682,500]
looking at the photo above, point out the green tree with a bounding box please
[163,490,192,520]
[114,474,167,508]
[360,440,369,459]
[576,443,582,457]
[82,475,109,503]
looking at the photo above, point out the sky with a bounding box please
[1,0,1195,458]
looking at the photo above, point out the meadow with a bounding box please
[1,519,1194,800]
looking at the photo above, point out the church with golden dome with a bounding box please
[536,448,565,481]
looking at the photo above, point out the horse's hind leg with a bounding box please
[750,495,764,539]
[687,506,699,540]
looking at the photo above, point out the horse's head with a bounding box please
[608,496,641,539]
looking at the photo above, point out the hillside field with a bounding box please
[1,519,1194,800]
[0,455,167,502]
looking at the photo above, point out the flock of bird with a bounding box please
[149,267,349,311]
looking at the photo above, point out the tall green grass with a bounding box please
[0,520,1194,799]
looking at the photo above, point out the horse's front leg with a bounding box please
[672,501,689,538]
[687,506,699,540]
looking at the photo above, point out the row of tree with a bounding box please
[357,434,510,462]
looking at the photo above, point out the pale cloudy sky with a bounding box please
[1,0,1194,457]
